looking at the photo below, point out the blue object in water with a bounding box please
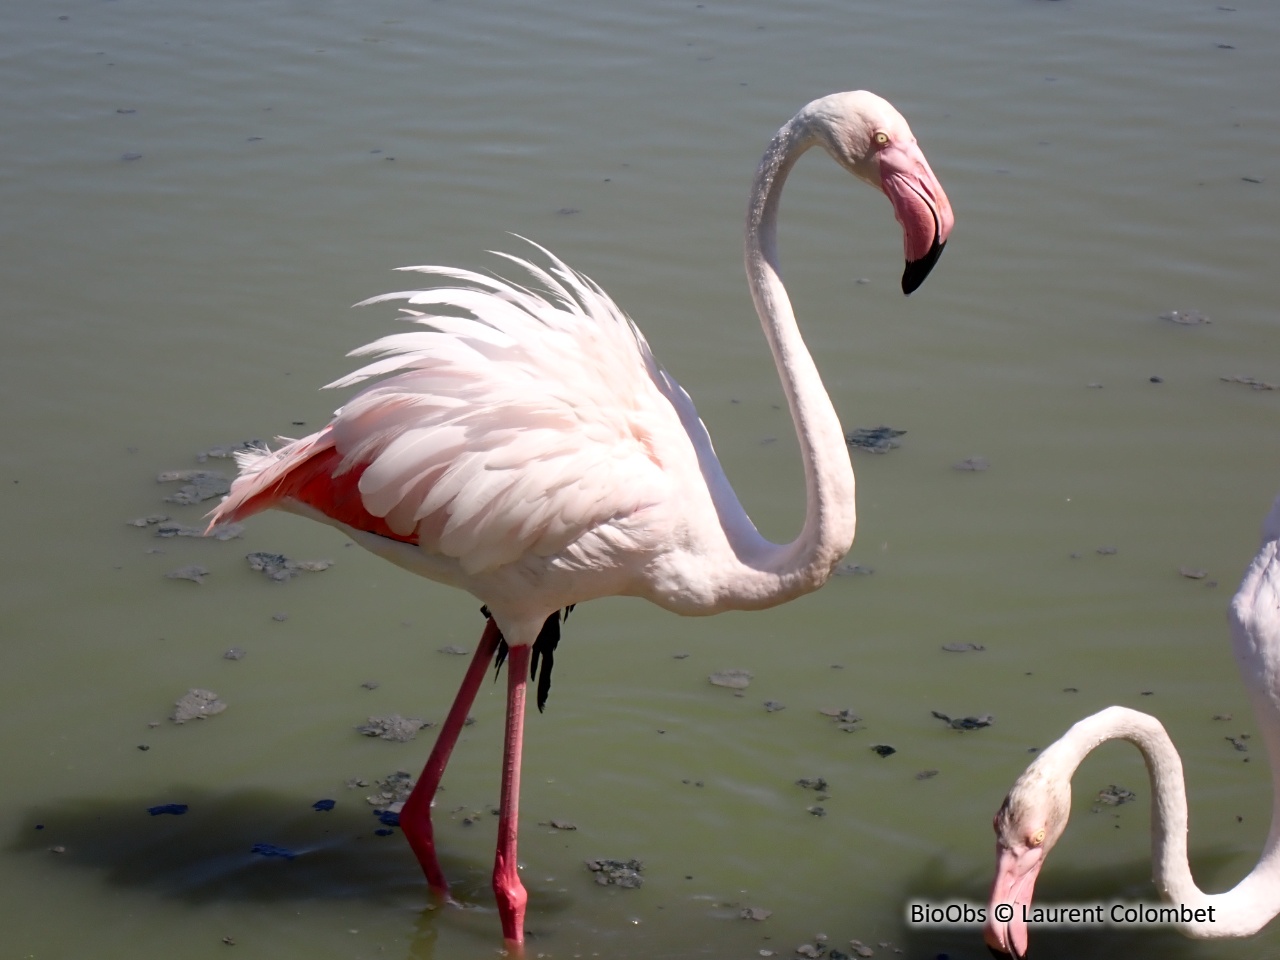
[147,803,189,816]
[251,842,297,860]
[312,798,336,812]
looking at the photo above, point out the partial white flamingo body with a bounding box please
[210,90,954,948]
[985,493,1280,957]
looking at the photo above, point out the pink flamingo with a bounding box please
[209,90,953,948]
[985,492,1280,957]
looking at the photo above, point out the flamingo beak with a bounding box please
[984,841,1042,960]
[878,139,954,295]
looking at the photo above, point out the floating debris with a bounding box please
[1221,375,1278,391]
[165,564,209,584]
[196,440,266,463]
[796,777,828,792]
[222,647,246,661]
[952,456,989,472]
[763,700,786,713]
[848,940,877,957]
[359,773,415,806]
[153,520,244,540]
[709,668,752,690]
[870,744,896,758]
[1095,784,1136,806]
[1096,546,1118,556]
[158,470,231,505]
[941,642,985,653]
[250,842,297,859]
[819,708,862,732]
[360,680,380,691]
[126,514,170,528]
[1159,309,1211,325]
[1226,735,1250,753]
[171,688,226,723]
[1179,566,1209,580]
[374,809,400,827]
[312,799,336,812]
[833,562,874,576]
[931,710,993,731]
[246,552,334,582]
[915,769,940,781]
[356,714,431,742]
[739,906,772,921]
[147,803,188,816]
[807,805,826,817]
[542,819,577,831]
[585,858,644,888]
[438,644,470,656]
[846,426,906,454]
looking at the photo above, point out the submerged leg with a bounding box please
[400,619,502,895]
[494,642,531,947]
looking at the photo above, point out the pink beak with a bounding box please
[984,842,1042,959]
[878,139,955,295]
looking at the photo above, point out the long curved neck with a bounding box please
[1045,705,1280,937]
[718,116,856,604]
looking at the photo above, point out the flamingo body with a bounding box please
[210,90,954,947]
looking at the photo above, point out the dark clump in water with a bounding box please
[931,710,993,731]
[157,470,231,505]
[171,688,226,723]
[246,552,334,582]
[846,425,906,454]
[585,858,643,888]
[1094,784,1136,806]
[356,715,431,742]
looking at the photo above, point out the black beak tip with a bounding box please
[901,238,947,295]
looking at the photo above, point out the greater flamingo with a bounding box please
[985,492,1280,957]
[209,90,953,947]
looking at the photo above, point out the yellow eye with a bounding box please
[875,132,889,145]
[1029,829,1046,847]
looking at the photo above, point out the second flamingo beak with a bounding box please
[878,138,954,295]
[983,841,1044,960]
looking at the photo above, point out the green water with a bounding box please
[1,1,1278,957]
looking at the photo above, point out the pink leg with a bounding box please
[494,643,531,947]
[400,620,501,895]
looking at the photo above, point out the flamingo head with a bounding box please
[984,767,1072,959]
[801,91,955,294]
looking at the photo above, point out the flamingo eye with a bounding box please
[1029,828,1046,847]
[874,131,889,146]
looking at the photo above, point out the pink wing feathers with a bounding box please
[210,244,694,575]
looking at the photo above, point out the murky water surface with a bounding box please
[2,1,1278,957]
